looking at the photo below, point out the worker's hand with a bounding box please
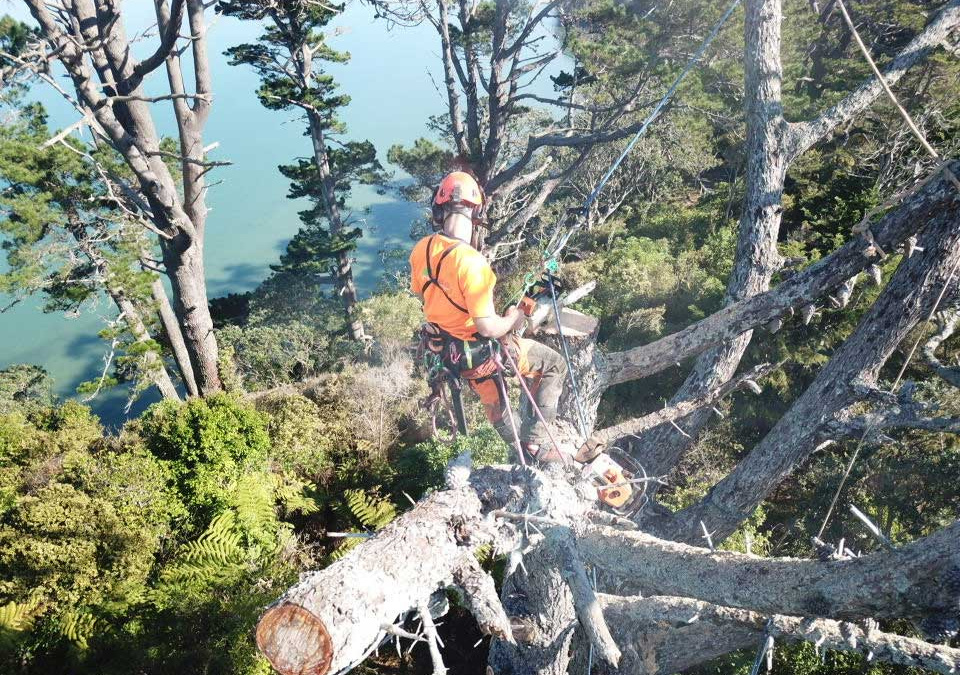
[505,305,526,331]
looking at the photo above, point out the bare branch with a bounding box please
[587,362,779,450]
[601,595,960,675]
[788,0,960,158]
[127,0,186,90]
[923,308,960,387]
[602,163,960,388]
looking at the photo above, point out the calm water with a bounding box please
[0,3,565,426]
[0,4,439,425]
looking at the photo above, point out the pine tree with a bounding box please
[222,1,388,342]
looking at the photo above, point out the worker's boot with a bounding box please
[522,440,567,464]
[574,438,605,464]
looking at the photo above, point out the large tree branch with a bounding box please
[24,0,197,241]
[599,595,960,675]
[661,188,960,544]
[579,520,960,622]
[587,362,778,450]
[501,0,561,60]
[436,0,469,157]
[826,400,960,440]
[186,0,212,121]
[788,0,960,159]
[127,0,185,91]
[601,163,960,389]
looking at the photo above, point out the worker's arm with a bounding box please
[473,306,525,339]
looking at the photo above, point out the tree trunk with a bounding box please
[624,0,789,486]
[112,292,181,400]
[160,239,222,395]
[255,463,960,675]
[151,277,199,397]
[307,113,366,341]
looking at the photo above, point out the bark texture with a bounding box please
[599,595,960,675]
[663,186,960,543]
[25,0,224,393]
[580,522,960,621]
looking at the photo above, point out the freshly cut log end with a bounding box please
[256,603,333,675]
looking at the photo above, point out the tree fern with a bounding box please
[0,600,35,634]
[275,476,319,516]
[344,488,395,530]
[231,473,281,552]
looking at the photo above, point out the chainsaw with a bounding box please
[580,447,648,516]
[517,275,561,332]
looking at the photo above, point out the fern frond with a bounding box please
[0,600,35,633]
[343,489,395,530]
[57,609,96,649]
[275,478,319,515]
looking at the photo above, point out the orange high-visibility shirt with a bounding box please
[409,234,497,340]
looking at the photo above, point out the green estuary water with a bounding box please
[0,3,447,425]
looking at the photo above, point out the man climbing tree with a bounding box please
[256,1,960,674]
[411,170,569,461]
[222,0,388,342]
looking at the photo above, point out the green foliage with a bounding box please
[568,229,733,348]
[218,321,335,390]
[343,488,396,530]
[0,364,54,415]
[359,290,423,348]
[256,392,341,482]
[387,138,454,201]
[392,425,509,500]
[136,395,270,522]
[0,100,174,402]
[0,401,181,667]
[328,488,397,560]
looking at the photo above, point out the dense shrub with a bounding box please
[255,392,341,482]
[0,365,54,414]
[0,402,180,664]
[392,425,509,500]
[136,394,271,522]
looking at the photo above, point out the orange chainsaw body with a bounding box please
[586,454,634,509]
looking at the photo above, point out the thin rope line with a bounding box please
[816,255,960,539]
[582,0,742,211]
[835,0,960,191]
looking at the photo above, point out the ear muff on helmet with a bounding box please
[430,186,446,229]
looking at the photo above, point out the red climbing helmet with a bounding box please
[433,171,483,208]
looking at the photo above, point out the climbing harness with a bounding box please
[421,234,469,314]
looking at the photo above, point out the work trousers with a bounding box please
[462,336,566,446]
